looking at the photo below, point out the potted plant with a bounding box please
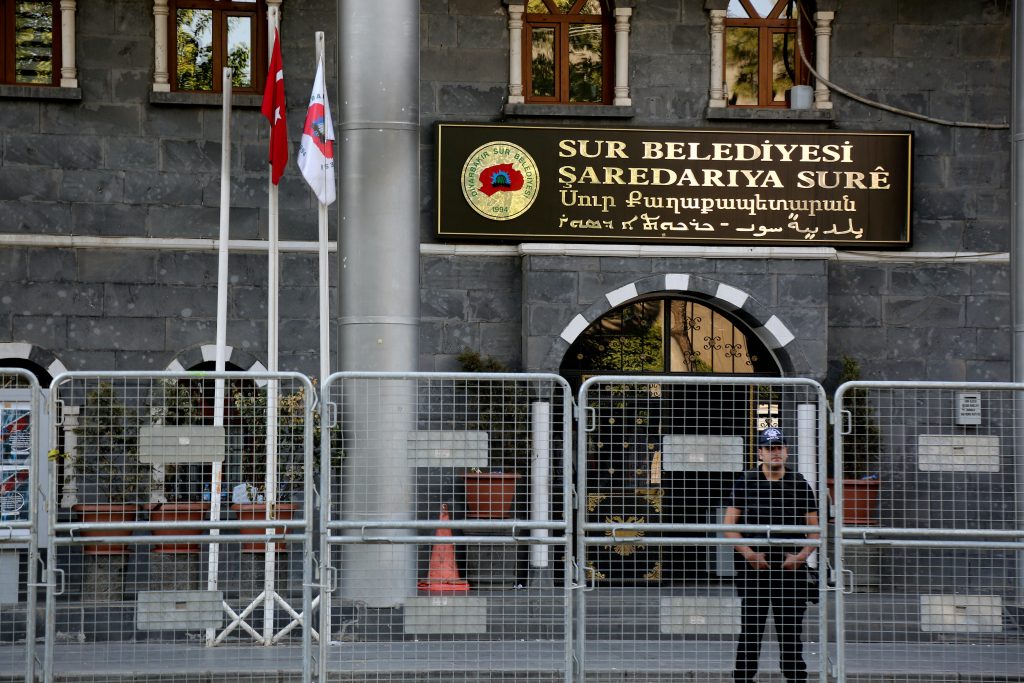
[456,350,528,520]
[828,356,881,526]
[145,379,212,554]
[462,467,520,519]
[69,383,148,555]
[229,385,312,552]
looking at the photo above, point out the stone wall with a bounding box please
[0,0,1014,382]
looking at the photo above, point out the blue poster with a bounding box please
[0,403,31,522]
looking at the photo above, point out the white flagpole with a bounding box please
[316,31,330,387]
[206,66,232,647]
[263,7,281,645]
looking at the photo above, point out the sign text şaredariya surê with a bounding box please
[557,139,892,193]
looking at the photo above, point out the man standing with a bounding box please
[724,427,819,683]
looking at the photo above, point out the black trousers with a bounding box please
[733,565,810,683]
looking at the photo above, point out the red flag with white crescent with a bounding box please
[261,28,288,185]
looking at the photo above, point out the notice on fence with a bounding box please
[436,123,912,248]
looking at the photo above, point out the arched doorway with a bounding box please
[561,295,782,584]
[560,295,779,388]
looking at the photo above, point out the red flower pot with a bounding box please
[72,503,138,555]
[827,478,880,526]
[231,502,299,552]
[462,472,520,519]
[149,501,210,554]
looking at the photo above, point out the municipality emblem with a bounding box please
[461,141,539,220]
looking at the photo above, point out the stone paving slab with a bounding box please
[1,640,1022,681]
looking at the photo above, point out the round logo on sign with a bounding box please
[461,141,539,221]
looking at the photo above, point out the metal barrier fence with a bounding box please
[317,372,574,683]
[13,369,1024,682]
[0,369,44,683]
[833,382,1024,682]
[576,377,830,683]
[43,371,315,683]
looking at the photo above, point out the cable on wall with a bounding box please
[796,0,1009,130]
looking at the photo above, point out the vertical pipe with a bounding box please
[24,376,39,683]
[206,68,231,645]
[319,200,330,385]
[530,401,551,574]
[44,388,57,683]
[263,9,281,646]
[337,0,419,606]
[1012,0,1024,601]
[796,403,818,568]
[832,389,848,682]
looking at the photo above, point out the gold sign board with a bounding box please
[436,123,912,247]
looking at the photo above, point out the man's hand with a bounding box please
[745,551,770,570]
[782,553,806,570]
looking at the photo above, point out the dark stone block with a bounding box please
[525,271,578,305]
[67,317,166,351]
[71,203,150,237]
[5,133,103,169]
[437,84,506,115]
[79,251,159,284]
[829,295,882,327]
[441,321,482,355]
[59,170,124,204]
[891,264,972,296]
[0,167,60,201]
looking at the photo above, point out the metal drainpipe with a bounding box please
[1013,1,1024,600]
[337,0,420,607]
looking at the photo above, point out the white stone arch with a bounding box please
[541,272,812,377]
[0,342,68,385]
[165,344,265,374]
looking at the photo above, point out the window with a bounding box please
[723,0,811,107]
[560,297,775,389]
[167,0,265,93]
[523,0,611,105]
[0,0,63,86]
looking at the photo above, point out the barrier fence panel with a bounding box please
[833,382,1024,682]
[0,369,44,683]
[44,371,315,683]
[317,372,574,683]
[577,377,829,683]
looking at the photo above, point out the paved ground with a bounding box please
[3,639,1024,682]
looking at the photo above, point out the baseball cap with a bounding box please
[757,427,786,447]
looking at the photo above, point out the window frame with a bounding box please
[0,0,63,87]
[167,0,267,95]
[723,0,808,108]
[522,0,613,106]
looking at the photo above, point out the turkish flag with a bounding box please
[262,28,288,184]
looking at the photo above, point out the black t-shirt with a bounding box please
[727,467,816,552]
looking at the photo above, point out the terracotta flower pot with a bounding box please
[827,478,880,526]
[462,472,520,519]
[149,501,210,554]
[231,502,299,552]
[72,503,139,555]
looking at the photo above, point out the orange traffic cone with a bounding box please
[418,503,470,593]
